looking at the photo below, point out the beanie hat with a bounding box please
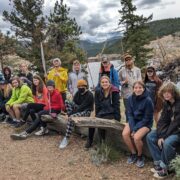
[100,75,111,83]
[77,79,87,88]
[46,80,55,87]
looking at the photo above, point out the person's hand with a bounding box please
[131,132,135,138]
[158,138,164,149]
[55,72,60,76]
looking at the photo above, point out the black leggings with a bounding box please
[23,103,45,121]
[26,109,60,134]
[88,115,115,143]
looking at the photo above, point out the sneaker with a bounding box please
[6,117,19,126]
[34,127,49,136]
[10,131,29,140]
[59,137,69,149]
[127,153,137,164]
[136,155,145,168]
[153,168,168,179]
[151,165,162,173]
[13,120,26,128]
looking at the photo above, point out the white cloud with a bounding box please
[0,0,179,41]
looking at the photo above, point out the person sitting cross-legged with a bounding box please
[146,82,180,179]
[59,79,94,149]
[10,80,64,140]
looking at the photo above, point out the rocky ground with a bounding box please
[0,124,174,180]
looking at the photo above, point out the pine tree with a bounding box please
[47,0,82,51]
[119,0,153,67]
[3,0,45,68]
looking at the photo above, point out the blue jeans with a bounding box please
[146,130,180,169]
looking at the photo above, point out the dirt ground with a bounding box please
[0,124,173,180]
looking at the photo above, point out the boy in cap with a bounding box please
[59,79,94,149]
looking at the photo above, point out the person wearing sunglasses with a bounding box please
[97,56,120,89]
[144,66,162,123]
[119,53,142,122]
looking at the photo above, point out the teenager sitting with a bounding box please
[146,82,180,178]
[59,79,94,149]
[122,81,154,168]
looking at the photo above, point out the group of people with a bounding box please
[0,54,179,179]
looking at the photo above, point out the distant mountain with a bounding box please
[79,17,180,57]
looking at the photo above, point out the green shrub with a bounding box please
[170,155,180,179]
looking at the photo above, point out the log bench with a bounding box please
[41,115,152,158]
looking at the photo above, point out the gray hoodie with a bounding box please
[68,64,86,96]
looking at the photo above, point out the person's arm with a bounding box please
[68,73,73,94]
[11,86,33,105]
[6,88,16,106]
[112,91,120,121]
[137,68,142,81]
[112,69,120,88]
[95,89,101,115]
[133,99,154,132]
[127,96,135,132]
[58,70,68,83]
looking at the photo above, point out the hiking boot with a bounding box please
[127,153,137,164]
[136,155,145,168]
[10,131,29,140]
[13,120,26,128]
[59,137,69,149]
[34,127,49,136]
[153,168,168,179]
[151,165,162,173]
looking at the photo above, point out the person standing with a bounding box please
[47,58,68,103]
[144,66,163,123]
[122,81,154,168]
[119,53,142,121]
[68,59,86,96]
[18,63,33,87]
[97,56,120,88]
[146,82,180,179]
[3,66,12,83]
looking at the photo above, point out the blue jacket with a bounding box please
[98,64,120,88]
[127,89,154,132]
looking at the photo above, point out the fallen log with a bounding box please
[41,115,152,157]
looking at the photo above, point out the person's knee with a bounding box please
[134,134,142,142]
[12,104,20,110]
[122,129,130,139]
[6,105,11,112]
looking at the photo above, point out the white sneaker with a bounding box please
[35,127,49,136]
[59,137,69,149]
[11,131,29,140]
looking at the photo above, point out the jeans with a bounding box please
[146,130,180,168]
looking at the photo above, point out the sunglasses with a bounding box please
[102,61,108,64]
[125,58,132,62]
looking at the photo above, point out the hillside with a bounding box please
[80,17,180,56]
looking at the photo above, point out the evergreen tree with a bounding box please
[47,0,82,51]
[119,0,153,67]
[3,0,45,68]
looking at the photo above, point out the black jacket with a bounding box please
[157,98,180,139]
[73,90,94,113]
[95,85,120,121]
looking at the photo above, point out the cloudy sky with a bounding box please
[0,0,179,42]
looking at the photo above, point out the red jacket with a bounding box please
[44,89,64,111]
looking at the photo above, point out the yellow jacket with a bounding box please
[47,67,68,93]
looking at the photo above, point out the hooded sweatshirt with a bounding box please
[68,64,86,96]
[127,88,154,132]
[95,85,120,121]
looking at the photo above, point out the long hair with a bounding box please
[1,83,12,98]
[158,81,180,100]
[32,75,44,96]
[11,76,23,87]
